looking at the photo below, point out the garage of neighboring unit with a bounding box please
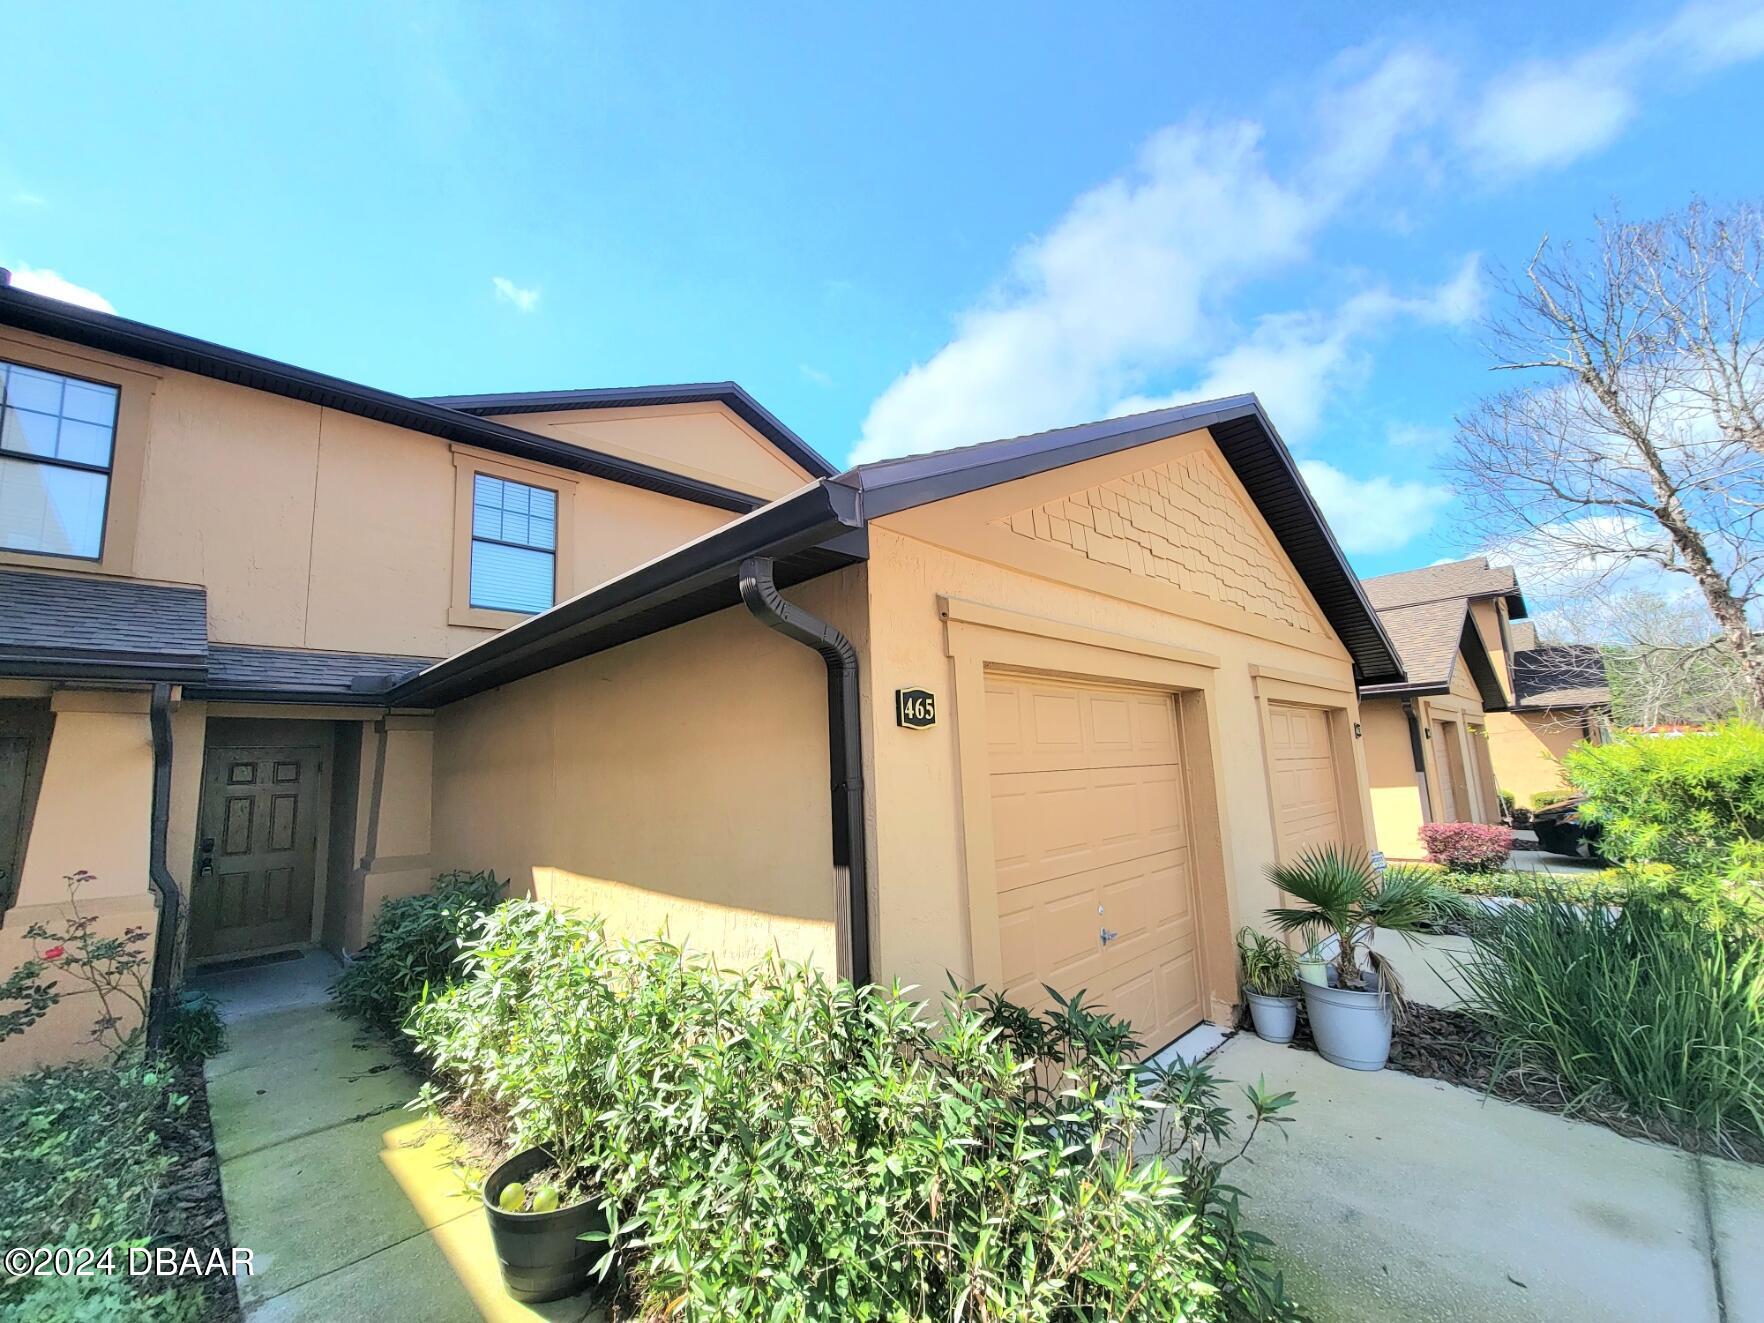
[984,669,1204,1054]
[1264,700,1347,861]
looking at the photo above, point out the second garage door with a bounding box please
[1267,701,1345,860]
[985,671,1204,1054]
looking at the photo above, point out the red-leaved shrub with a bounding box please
[1419,822,1513,872]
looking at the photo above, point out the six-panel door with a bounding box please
[191,743,321,959]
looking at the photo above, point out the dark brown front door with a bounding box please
[0,735,34,910]
[192,743,322,959]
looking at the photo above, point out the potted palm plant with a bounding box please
[1264,846,1454,1071]
[1236,926,1300,1044]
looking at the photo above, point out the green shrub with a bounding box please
[411,900,1302,1321]
[1530,789,1574,809]
[0,1058,204,1318]
[1433,868,1636,907]
[160,989,227,1064]
[1566,723,1764,925]
[332,869,504,1030]
[1458,891,1764,1154]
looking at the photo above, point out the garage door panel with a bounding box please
[1268,701,1345,860]
[986,671,1206,1056]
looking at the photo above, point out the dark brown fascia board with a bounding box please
[423,383,836,480]
[387,479,865,708]
[848,395,1405,685]
[0,652,208,684]
[0,287,762,514]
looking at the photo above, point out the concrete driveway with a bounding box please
[1214,1035,1762,1322]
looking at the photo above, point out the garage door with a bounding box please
[986,671,1204,1054]
[1267,702,1345,860]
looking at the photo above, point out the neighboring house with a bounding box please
[1355,556,1612,859]
[1357,560,1514,859]
[1486,618,1613,805]
[0,277,1407,1073]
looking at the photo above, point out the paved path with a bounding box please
[199,951,606,1322]
[1214,1030,1762,1322]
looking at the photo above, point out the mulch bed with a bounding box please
[1280,1002,1763,1166]
[144,1059,244,1323]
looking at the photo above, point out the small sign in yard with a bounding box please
[896,687,937,729]
[1370,850,1387,873]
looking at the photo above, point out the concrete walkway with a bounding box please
[198,951,607,1322]
[1216,1032,1763,1322]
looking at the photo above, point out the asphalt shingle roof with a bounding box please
[1363,557,1523,612]
[0,569,207,675]
[1512,643,1611,709]
[196,644,436,700]
[1371,598,1471,688]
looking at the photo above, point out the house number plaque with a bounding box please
[895,687,937,729]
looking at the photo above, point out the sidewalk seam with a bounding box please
[1694,1154,1729,1323]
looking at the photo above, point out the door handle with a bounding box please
[1100,927,1119,945]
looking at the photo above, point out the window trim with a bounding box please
[449,446,576,629]
[0,357,122,563]
[0,333,156,578]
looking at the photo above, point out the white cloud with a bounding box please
[1460,0,1764,177]
[850,47,1453,465]
[1297,460,1453,554]
[6,263,114,312]
[1111,256,1481,444]
[491,276,539,312]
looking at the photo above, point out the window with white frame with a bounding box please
[469,473,557,613]
[0,359,118,559]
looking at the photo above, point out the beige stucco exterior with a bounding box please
[1486,708,1597,806]
[413,426,1379,1039]
[0,322,822,1076]
[1361,643,1503,860]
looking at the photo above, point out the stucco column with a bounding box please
[2,691,160,1075]
[351,713,435,950]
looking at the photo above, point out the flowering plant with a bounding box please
[3,871,155,1057]
[1418,822,1514,873]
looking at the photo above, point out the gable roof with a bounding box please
[423,383,835,480]
[1363,556,1528,617]
[389,394,1405,707]
[1512,643,1611,709]
[0,283,767,514]
[1360,596,1508,710]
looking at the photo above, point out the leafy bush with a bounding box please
[1566,723,1764,925]
[160,990,227,1064]
[1458,891,1764,1155]
[1418,822,1514,872]
[1531,789,1576,809]
[411,900,1303,1321]
[1237,926,1298,996]
[0,1059,204,1318]
[332,869,504,1030]
[1433,868,1636,908]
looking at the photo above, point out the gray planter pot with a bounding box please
[1244,991,1299,1044]
[1299,975,1392,1071]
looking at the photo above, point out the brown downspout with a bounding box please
[738,556,872,987]
[1402,701,1433,823]
[146,683,180,1047]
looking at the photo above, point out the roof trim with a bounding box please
[848,396,1404,684]
[422,383,836,480]
[0,286,764,514]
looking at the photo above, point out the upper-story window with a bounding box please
[0,359,118,560]
[469,473,557,613]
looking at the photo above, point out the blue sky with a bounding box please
[4,1,1762,579]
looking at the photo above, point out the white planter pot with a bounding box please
[1297,956,1329,987]
[1244,991,1299,1044]
[1299,976,1392,1071]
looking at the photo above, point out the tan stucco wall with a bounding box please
[1362,697,1429,860]
[0,328,744,660]
[427,568,867,975]
[859,427,1375,1020]
[491,402,815,501]
[1487,708,1592,805]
